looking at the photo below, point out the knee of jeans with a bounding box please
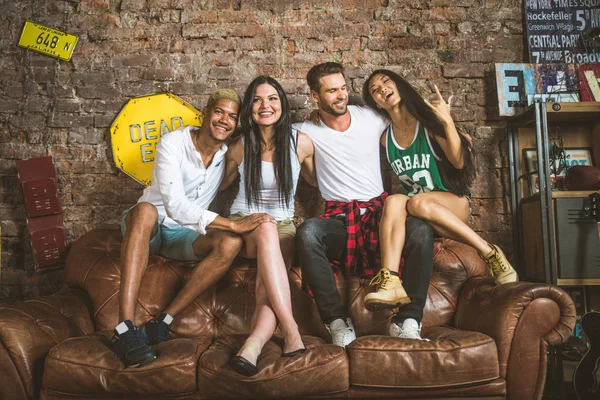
[405,217,434,243]
[296,219,323,247]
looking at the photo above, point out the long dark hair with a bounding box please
[241,76,294,207]
[363,69,475,196]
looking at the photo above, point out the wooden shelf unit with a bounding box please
[507,102,600,285]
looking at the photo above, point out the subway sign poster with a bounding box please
[110,92,203,186]
[525,0,600,63]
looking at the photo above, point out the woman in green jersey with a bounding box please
[361,69,517,313]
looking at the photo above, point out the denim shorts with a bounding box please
[121,208,203,261]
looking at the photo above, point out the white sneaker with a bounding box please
[389,318,428,340]
[326,318,356,347]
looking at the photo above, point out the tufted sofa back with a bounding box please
[65,229,487,338]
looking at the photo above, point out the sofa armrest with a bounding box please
[0,291,94,400]
[454,278,576,400]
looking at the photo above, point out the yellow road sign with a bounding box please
[111,93,203,186]
[18,21,78,61]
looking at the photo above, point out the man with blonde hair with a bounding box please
[111,89,275,367]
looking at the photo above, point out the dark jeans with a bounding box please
[296,216,434,325]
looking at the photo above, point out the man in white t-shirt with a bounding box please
[294,63,435,346]
[111,89,275,368]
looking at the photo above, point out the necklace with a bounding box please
[393,115,414,138]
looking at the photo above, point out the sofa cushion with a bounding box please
[347,326,499,389]
[64,230,328,340]
[198,335,349,398]
[43,333,207,397]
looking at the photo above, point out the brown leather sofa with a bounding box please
[0,229,575,400]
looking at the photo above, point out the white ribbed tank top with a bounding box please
[229,130,301,220]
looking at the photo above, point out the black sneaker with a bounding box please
[111,320,156,368]
[143,313,173,345]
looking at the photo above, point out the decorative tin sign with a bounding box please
[16,156,66,271]
[110,92,203,186]
[524,0,600,64]
[495,63,579,116]
[18,21,78,61]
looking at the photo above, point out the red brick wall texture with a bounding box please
[0,0,524,298]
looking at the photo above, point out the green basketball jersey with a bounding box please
[386,122,448,197]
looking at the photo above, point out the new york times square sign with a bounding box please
[526,0,600,63]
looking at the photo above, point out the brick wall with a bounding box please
[0,0,524,298]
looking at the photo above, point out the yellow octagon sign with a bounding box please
[110,92,203,186]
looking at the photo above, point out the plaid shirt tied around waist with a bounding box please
[319,192,388,279]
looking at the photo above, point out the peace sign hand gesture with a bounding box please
[423,84,454,127]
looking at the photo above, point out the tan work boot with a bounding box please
[480,243,518,285]
[364,268,411,311]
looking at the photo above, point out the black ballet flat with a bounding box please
[230,355,258,376]
[282,347,307,357]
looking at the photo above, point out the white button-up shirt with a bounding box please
[137,126,227,235]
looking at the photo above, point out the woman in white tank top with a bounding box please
[219,76,316,376]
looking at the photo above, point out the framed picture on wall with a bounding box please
[522,147,594,195]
